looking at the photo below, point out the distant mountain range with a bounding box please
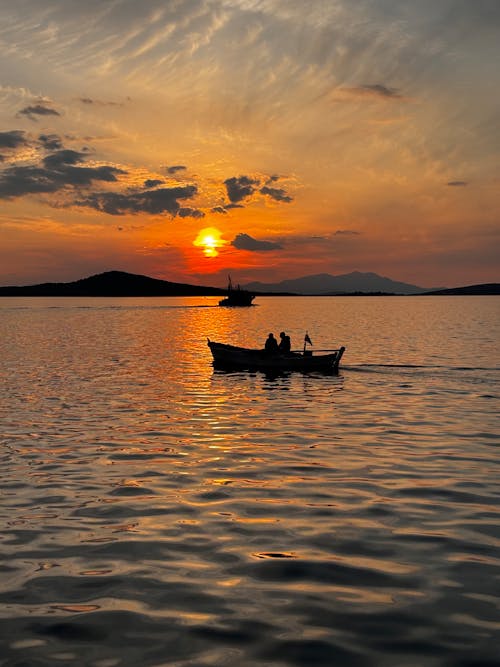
[243,271,435,295]
[0,270,497,297]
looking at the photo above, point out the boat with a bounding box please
[207,339,345,373]
[218,276,255,307]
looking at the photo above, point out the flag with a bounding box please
[304,333,312,346]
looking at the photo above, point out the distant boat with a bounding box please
[207,339,345,373]
[218,276,255,307]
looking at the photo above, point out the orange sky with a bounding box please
[0,1,499,289]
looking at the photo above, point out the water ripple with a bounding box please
[1,296,499,666]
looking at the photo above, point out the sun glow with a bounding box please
[193,227,226,258]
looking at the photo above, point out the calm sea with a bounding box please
[1,296,499,667]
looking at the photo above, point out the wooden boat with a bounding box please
[218,276,254,307]
[207,339,345,373]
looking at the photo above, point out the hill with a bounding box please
[421,283,500,296]
[1,271,496,298]
[243,271,432,295]
[0,271,227,297]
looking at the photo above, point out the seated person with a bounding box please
[278,331,291,353]
[264,332,279,353]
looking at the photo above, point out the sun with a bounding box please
[193,227,226,258]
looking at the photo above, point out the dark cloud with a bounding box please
[342,84,404,100]
[166,165,186,174]
[231,233,282,252]
[0,130,28,149]
[447,181,468,187]
[0,165,68,197]
[334,229,360,235]
[0,128,290,220]
[260,185,293,203]
[18,103,61,120]
[78,97,121,107]
[224,175,260,203]
[38,134,63,150]
[0,129,200,216]
[74,185,197,216]
[0,149,124,199]
[178,207,204,218]
[43,149,85,168]
[362,84,402,98]
[224,175,293,206]
[60,164,123,186]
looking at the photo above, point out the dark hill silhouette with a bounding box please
[0,271,227,297]
[0,270,497,297]
[421,283,500,296]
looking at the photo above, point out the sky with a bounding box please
[0,0,499,289]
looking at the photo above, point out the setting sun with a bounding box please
[193,227,226,258]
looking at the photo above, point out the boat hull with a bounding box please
[218,295,254,307]
[208,340,345,373]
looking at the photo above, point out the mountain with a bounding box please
[243,271,432,295]
[421,283,500,296]
[0,270,227,297]
[1,270,495,297]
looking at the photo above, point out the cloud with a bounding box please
[0,130,28,149]
[74,185,198,216]
[17,103,61,120]
[211,203,246,213]
[178,206,204,218]
[78,97,122,107]
[447,181,468,187]
[0,165,69,197]
[38,134,63,150]
[0,130,201,217]
[224,175,260,203]
[166,165,186,174]
[361,84,403,99]
[223,175,293,206]
[340,84,404,100]
[260,185,293,202]
[144,178,164,188]
[0,148,124,199]
[42,149,85,168]
[0,126,292,220]
[231,233,282,252]
[334,229,360,235]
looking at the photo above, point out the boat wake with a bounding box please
[344,363,500,374]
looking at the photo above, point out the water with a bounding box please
[0,296,499,667]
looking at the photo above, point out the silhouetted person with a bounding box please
[278,331,291,353]
[265,333,279,354]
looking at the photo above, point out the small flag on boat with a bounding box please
[304,333,312,346]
